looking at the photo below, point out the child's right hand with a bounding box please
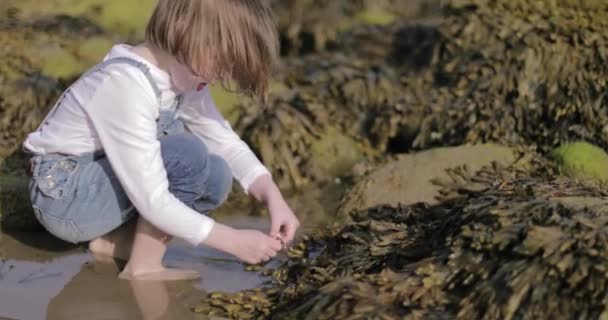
[228,229,283,264]
[203,223,283,265]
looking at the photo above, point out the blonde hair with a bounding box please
[146,0,279,101]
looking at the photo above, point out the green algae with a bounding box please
[3,0,155,39]
[77,36,114,66]
[39,45,85,79]
[550,141,608,185]
[337,11,397,34]
[69,0,155,39]
[0,17,114,81]
[209,84,243,125]
[211,81,291,125]
[354,11,396,26]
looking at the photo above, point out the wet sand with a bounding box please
[0,216,298,320]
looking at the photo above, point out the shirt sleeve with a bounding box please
[83,66,215,246]
[177,87,271,193]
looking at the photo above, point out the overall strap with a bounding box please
[34,56,163,132]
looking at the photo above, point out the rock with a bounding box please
[339,144,516,215]
[550,141,608,185]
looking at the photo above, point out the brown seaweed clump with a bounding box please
[330,20,441,71]
[193,148,608,319]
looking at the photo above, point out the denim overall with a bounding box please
[27,57,233,244]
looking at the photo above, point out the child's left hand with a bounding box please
[267,198,300,246]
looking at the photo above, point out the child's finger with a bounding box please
[265,248,278,258]
[284,224,296,243]
[268,237,283,251]
[269,221,281,238]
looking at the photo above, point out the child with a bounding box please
[23,0,300,281]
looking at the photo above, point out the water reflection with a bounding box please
[0,216,277,320]
[47,261,201,320]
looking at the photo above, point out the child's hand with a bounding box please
[247,174,300,246]
[268,198,300,246]
[229,229,283,264]
[204,223,283,265]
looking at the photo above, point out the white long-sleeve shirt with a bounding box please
[24,44,270,246]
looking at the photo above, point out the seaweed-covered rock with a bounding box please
[237,0,608,191]
[316,0,608,155]
[411,0,608,152]
[235,53,416,190]
[236,91,368,190]
[339,144,516,215]
[194,147,608,319]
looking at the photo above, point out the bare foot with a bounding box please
[118,217,198,281]
[89,220,136,261]
[119,267,200,281]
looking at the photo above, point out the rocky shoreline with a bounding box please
[2,0,608,318]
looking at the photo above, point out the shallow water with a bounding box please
[0,216,301,320]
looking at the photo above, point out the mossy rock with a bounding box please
[550,141,608,185]
[0,175,40,231]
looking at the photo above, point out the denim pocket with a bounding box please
[36,159,78,200]
[32,205,82,243]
